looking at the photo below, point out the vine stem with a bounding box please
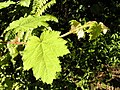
[60,31,73,38]
[59,24,86,38]
[60,28,77,38]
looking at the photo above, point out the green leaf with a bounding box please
[40,14,58,22]
[5,15,58,33]
[37,0,56,15]
[68,20,82,35]
[22,30,69,84]
[86,21,102,40]
[4,15,58,41]
[31,0,56,16]
[19,0,31,7]
[0,53,11,66]
[7,43,18,59]
[31,0,48,15]
[69,20,80,27]
[0,1,15,9]
[5,16,47,33]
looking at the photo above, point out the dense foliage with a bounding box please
[0,0,120,90]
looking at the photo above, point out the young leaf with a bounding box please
[69,20,80,27]
[0,1,15,9]
[22,30,69,84]
[86,21,102,40]
[19,0,31,7]
[99,22,109,34]
[77,29,85,39]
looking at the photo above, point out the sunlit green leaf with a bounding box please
[19,0,30,7]
[5,15,58,33]
[22,30,69,84]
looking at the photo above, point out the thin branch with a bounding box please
[59,31,73,38]
[60,28,77,38]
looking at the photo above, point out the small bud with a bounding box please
[77,29,85,39]
[103,29,108,34]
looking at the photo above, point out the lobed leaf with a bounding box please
[22,30,69,84]
[5,15,58,34]
[85,21,102,40]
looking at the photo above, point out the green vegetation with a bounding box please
[0,0,120,89]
